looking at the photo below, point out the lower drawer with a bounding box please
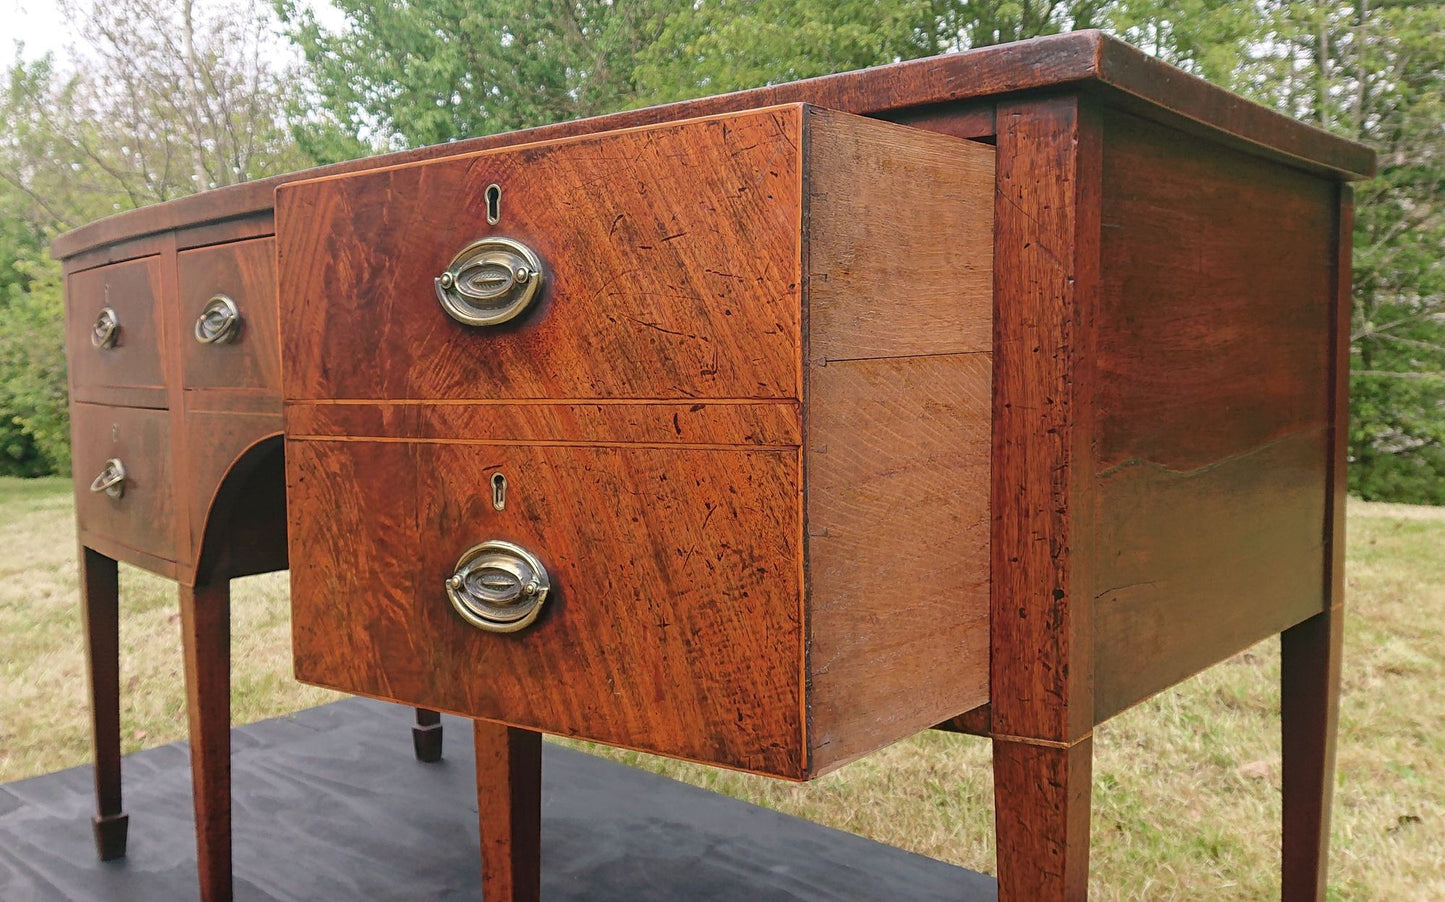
[287,438,807,776]
[72,403,176,563]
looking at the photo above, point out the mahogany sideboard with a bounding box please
[54,31,1374,902]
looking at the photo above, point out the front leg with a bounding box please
[993,737,1092,901]
[79,547,127,860]
[474,721,542,902]
[179,580,232,902]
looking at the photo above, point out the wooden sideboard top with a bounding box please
[51,30,1374,262]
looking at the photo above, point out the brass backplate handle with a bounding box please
[445,540,550,633]
[194,294,242,344]
[89,458,126,499]
[91,307,119,349]
[435,236,544,327]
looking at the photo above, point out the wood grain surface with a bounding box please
[67,256,167,408]
[283,106,996,779]
[284,400,798,448]
[288,438,807,776]
[71,402,177,563]
[802,108,993,772]
[474,723,543,902]
[179,579,232,902]
[79,548,127,861]
[177,237,280,392]
[278,106,805,403]
[1090,109,1336,721]
[988,95,1101,747]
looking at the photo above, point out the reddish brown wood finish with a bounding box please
[284,400,800,448]
[179,579,232,902]
[1278,184,1353,902]
[1089,110,1337,721]
[177,237,280,392]
[474,722,542,902]
[993,738,1093,901]
[79,547,128,861]
[71,402,178,563]
[278,108,806,403]
[282,106,995,779]
[67,256,167,408]
[989,94,1101,746]
[289,438,807,775]
[987,93,1101,901]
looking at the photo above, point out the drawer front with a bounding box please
[288,438,807,776]
[67,257,166,403]
[178,237,280,391]
[72,403,176,562]
[277,106,804,402]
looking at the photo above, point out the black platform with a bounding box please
[0,698,997,900]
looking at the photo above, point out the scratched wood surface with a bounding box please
[282,106,996,779]
[1089,108,1336,722]
[277,106,806,402]
[287,438,807,776]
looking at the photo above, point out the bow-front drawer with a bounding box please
[66,257,166,407]
[280,104,996,779]
[71,402,176,564]
[177,237,280,392]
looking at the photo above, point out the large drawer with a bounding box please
[71,402,176,563]
[282,104,996,779]
[177,237,281,392]
[66,257,166,407]
[277,104,990,403]
[289,437,807,774]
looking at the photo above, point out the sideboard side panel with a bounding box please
[1091,108,1336,721]
[802,109,994,774]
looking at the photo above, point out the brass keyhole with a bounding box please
[492,472,507,511]
[486,184,501,225]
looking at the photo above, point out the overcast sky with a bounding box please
[5,1,70,61]
[3,0,344,65]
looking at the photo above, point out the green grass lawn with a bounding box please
[1,477,1440,899]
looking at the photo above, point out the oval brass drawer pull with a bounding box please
[445,540,550,633]
[91,308,119,349]
[89,458,127,499]
[194,294,242,344]
[435,237,543,327]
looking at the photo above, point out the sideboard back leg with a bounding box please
[179,579,233,902]
[1280,605,1344,901]
[474,721,542,902]
[79,547,128,861]
[993,738,1093,901]
[413,708,444,762]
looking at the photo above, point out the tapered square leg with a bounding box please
[993,737,1092,902]
[474,721,541,902]
[1281,606,1344,902]
[413,708,443,762]
[179,580,232,902]
[79,547,126,861]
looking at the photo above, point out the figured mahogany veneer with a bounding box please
[55,31,1373,902]
[279,105,995,778]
